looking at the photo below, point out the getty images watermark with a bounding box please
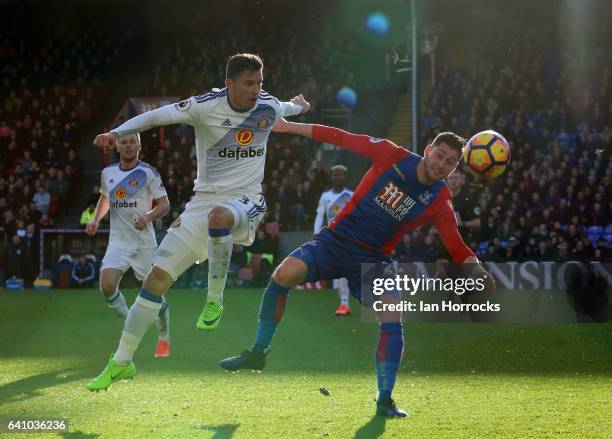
[358,262,503,323]
[359,261,612,323]
[370,273,500,313]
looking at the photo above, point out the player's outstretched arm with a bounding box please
[93,98,202,151]
[93,132,119,152]
[273,118,390,160]
[85,195,110,236]
[434,200,496,291]
[272,118,314,137]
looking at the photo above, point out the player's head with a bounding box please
[116,133,141,162]
[330,164,347,190]
[225,53,264,111]
[446,169,466,191]
[422,132,466,183]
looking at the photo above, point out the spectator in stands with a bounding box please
[301,180,316,219]
[394,234,415,262]
[480,216,497,242]
[33,184,51,214]
[1,209,17,237]
[39,213,54,228]
[48,169,69,201]
[534,241,554,261]
[268,202,288,231]
[571,241,590,261]
[154,218,167,244]
[5,235,26,280]
[72,255,95,288]
[288,183,307,230]
[250,228,275,255]
[18,150,34,173]
[23,223,39,286]
[417,234,438,262]
[80,202,96,228]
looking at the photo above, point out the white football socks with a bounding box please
[207,230,233,304]
[338,278,350,306]
[114,293,162,365]
[106,290,129,321]
[156,298,170,341]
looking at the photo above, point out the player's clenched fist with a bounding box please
[133,215,149,231]
[85,221,98,236]
[93,131,119,152]
[291,94,310,114]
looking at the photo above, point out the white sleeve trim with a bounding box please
[280,102,303,117]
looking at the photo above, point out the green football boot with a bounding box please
[86,354,135,392]
[196,300,224,331]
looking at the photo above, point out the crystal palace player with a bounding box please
[87,54,309,392]
[220,119,495,418]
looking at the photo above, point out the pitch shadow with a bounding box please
[353,415,386,439]
[192,423,240,438]
[0,368,89,405]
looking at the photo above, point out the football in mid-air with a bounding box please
[463,130,510,180]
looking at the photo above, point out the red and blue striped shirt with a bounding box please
[313,125,475,263]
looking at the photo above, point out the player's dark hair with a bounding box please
[226,53,264,79]
[432,131,466,154]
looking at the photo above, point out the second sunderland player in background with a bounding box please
[314,165,353,315]
[87,53,309,391]
[85,133,171,357]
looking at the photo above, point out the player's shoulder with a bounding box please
[102,163,120,174]
[192,87,228,107]
[367,136,411,162]
[258,90,281,106]
[371,136,410,153]
[434,182,451,201]
[404,149,422,161]
[137,160,161,177]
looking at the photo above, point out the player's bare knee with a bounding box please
[273,258,306,287]
[99,271,120,297]
[208,206,234,229]
[99,279,117,297]
[144,266,172,295]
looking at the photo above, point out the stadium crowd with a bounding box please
[0,5,139,283]
[2,3,610,289]
[417,26,611,262]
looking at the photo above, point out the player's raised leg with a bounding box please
[99,268,128,320]
[196,206,234,331]
[87,232,197,391]
[219,255,307,371]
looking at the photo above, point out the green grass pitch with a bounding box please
[1,288,610,438]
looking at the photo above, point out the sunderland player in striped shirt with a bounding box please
[313,165,354,315]
[220,119,495,417]
[85,133,171,358]
[87,54,309,391]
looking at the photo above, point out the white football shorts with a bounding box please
[101,246,157,281]
[154,191,267,280]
